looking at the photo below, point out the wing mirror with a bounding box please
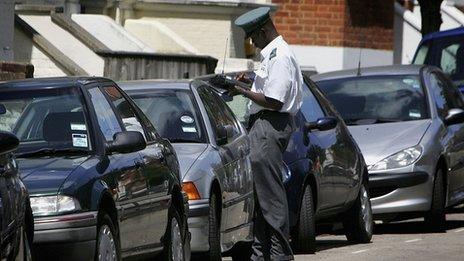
[106,131,146,154]
[305,116,338,132]
[216,125,235,146]
[0,131,19,155]
[444,108,464,126]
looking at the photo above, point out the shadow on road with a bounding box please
[315,239,351,252]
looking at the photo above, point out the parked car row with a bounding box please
[2,65,464,261]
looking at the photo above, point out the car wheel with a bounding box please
[343,182,373,243]
[292,184,316,254]
[208,194,222,261]
[96,214,119,261]
[164,207,185,261]
[425,168,446,232]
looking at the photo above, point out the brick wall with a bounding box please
[0,61,34,81]
[272,0,394,50]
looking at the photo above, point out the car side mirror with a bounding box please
[305,116,338,132]
[216,125,235,146]
[0,131,19,155]
[106,131,146,154]
[444,108,464,126]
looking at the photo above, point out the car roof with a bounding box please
[0,76,112,91]
[118,79,192,92]
[421,26,464,43]
[311,65,425,82]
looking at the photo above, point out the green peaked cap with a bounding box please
[234,7,271,38]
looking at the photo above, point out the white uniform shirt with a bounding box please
[249,35,303,115]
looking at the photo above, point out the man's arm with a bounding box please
[234,86,283,111]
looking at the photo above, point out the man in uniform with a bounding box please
[233,7,303,261]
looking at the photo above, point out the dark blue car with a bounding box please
[412,27,464,92]
[206,74,372,253]
[0,77,189,261]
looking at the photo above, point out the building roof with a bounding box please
[311,65,424,82]
[0,77,112,91]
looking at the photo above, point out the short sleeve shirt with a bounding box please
[249,36,303,115]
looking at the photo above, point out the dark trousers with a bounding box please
[248,110,294,261]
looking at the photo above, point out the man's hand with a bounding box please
[236,73,253,84]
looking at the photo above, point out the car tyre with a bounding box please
[208,194,222,261]
[343,181,373,244]
[425,169,446,232]
[96,213,119,261]
[164,207,185,261]
[292,184,316,254]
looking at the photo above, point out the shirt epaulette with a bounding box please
[269,48,277,60]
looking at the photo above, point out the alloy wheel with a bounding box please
[98,225,117,261]
[171,217,184,261]
[361,185,373,235]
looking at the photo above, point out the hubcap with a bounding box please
[98,225,117,261]
[171,217,184,261]
[361,185,373,234]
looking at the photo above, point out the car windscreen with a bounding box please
[0,87,91,155]
[413,36,464,87]
[316,75,429,125]
[128,89,206,143]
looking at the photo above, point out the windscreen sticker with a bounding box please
[182,126,197,133]
[409,110,421,118]
[71,123,87,131]
[180,115,194,124]
[72,133,88,147]
[403,78,421,89]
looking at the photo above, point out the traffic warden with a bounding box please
[233,7,303,261]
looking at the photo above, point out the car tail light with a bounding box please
[182,182,201,200]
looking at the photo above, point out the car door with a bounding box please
[299,81,341,210]
[100,84,171,254]
[86,85,152,257]
[197,85,254,234]
[310,81,361,206]
[429,71,464,203]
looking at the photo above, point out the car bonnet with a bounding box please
[171,143,208,179]
[347,119,431,167]
[17,156,88,195]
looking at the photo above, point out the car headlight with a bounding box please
[30,195,80,216]
[369,145,422,171]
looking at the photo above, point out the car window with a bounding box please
[413,43,429,65]
[102,86,147,140]
[301,82,325,122]
[430,72,464,118]
[0,87,90,154]
[129,89,206,143]
[440,44,460,76]
[317,75,429,125]
[88,87,122,141]
[198,86,240,142]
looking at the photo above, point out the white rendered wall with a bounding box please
[19,14,104,76]
[72,14,155,53]
[291,45,393,74]
[13,27,67,77]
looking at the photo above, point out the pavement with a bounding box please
[222,206,464,261]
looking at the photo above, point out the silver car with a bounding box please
[120,80,254,259]
[313,65,464,230]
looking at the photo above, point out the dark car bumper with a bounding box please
[34,211,97,260]
[369,171,429,189]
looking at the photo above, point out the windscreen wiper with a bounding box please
[17,148,89,158]
[344,118,402,125]
[168,138,200,143]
